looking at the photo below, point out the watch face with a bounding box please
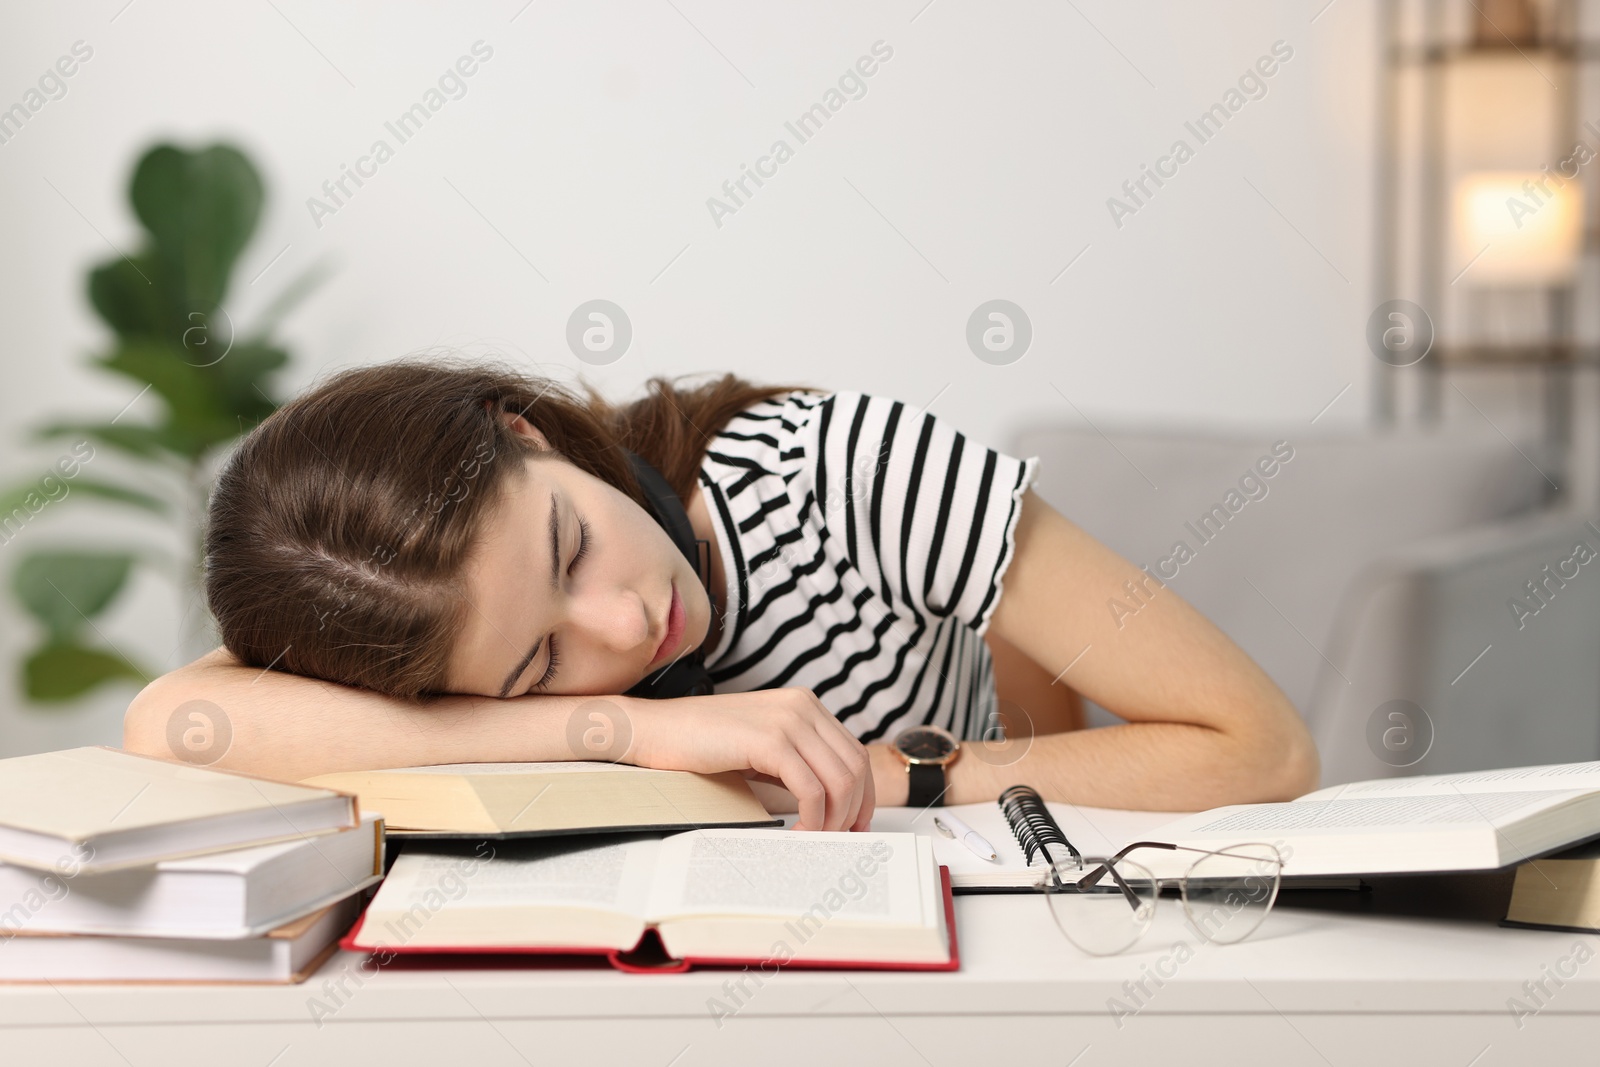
[898,726,956,762]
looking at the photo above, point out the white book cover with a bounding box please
[0,747,358,872]
[0,815,384,939]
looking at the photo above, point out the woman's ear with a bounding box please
[485,401,552,450]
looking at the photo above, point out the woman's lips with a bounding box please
[652,581,684,667]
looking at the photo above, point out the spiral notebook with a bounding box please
[867,786,1179,894]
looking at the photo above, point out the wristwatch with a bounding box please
[892,725,960,808]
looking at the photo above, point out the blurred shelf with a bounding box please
[1433,344,1600,367]
[1386,42,1600,64]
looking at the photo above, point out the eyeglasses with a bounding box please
[1041,840,1284,956]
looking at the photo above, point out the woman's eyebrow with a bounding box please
[496,490,561,698]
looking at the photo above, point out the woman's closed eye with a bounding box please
[532,517,591,693]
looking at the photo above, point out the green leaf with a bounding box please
[210,342,288,419]
[87,255,164,338]
[12,551,137,639]
[91,339,283,458]
[130,144,263,314]
[23,641,150,702]
[33,420,189,462]
[98,340,213,417]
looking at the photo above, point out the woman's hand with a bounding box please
[615,688,874,832]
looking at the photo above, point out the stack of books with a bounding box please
[0,747,381,984]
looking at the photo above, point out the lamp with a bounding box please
[1452,170,1583,286]
[1374,0,1600,506]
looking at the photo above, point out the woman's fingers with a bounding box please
[798,692,877,831]
[763,748,827,831]
[782,727,859,830]
[851,748,877,831]
[628,689,876,832]
[809,717,870,831]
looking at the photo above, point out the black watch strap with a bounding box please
[906,762,947,808]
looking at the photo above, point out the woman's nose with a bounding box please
[573,588,650,653]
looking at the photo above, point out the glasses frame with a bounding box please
[1042,840,1285,955]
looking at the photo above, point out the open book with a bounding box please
[343,829,957,972]
[1142,761,1600,879]
[300,762,779,839]
[1503,838,1600,933]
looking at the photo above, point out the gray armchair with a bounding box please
[1311,509,1600,785]
[1009,420,1594,786]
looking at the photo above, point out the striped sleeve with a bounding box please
[806,391,1039,636]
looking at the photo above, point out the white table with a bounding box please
[1,871,1594,1066]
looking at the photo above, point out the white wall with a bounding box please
[0,1,1380,756]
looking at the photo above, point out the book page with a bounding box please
[1296,762,1600,802]
[646,830,924,926]
[1170,791,1572,835]
[913,835,935,928]
[368,761,662,776]
[372,836,661,921]
[301,761,771,835]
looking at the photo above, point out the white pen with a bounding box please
[931,812,998,862]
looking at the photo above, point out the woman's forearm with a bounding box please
[968,489,1319,810]
[869,714,1315,812]
[123,650,880,831]
[122,647,634,782]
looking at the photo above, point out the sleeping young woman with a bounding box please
[122,357,1318,833]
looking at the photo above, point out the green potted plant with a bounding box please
[3,142,321,703]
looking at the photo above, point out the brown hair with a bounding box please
[202,355,807,700]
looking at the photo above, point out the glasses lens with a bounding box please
[1043,856,1157,956]
[1180,842,1282,945]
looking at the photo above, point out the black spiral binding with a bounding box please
[997,784,1072,867]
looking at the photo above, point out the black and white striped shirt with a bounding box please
[697,390,1039,743]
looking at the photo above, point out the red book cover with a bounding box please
[339,865,960,974]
